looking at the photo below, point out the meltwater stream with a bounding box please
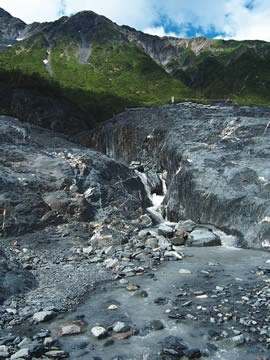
[50,246,269,360]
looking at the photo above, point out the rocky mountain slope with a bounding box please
[0,8,270,129]
[0,8,25,48]
[86,102,270,249]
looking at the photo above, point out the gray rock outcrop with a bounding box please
[85,102,270,248]
[0,116,149,237]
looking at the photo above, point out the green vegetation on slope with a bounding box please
[172,40,270,105]
[0,32,192,123]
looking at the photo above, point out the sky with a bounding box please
[1,0,270,41]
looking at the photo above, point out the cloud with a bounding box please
[144,26,178,38]
[0,0,63,23]
[1,0,270,41]
[223,0,270,40]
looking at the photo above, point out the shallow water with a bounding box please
[51,246,269,359]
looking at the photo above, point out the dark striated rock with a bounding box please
[0,116,149,237]
[86,103,270,248]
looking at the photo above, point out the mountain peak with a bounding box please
[0,7,26,45]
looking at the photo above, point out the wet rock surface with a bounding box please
[0,113,269,359]
[85,102,270,249]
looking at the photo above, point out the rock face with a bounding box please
[0,116,149,237]
[85,103,270,248]
[0,8,25,46]
[120,26,214,70]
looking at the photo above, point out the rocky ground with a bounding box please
[0,113,269,359]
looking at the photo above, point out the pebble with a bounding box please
[60,324,82,336]
[126,284,140,291]
[108,304,119,310]
[146,320,165,330]
[10,348,29,360]
[164,250,183,260]
[179,269,192,275]
[112,322,129,333]
[0,345,9,358]
[232,334,245,346]
[104,258,119,269]
[196,294,208,299]
[45,350,68,358]
[113,332,132,340]
[32,310,55,323]
[82,246,93,254]
[91,326,108,339]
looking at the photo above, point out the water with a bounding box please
[51,246,270,359]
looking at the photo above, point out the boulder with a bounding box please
[186,228,221,247]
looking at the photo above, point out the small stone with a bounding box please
[33,310,55,323]
[82,246,93,254]
[104,258,118,269]
[179,268,192,275]
[158,224,174,237]
[232,334,245,346]
[45,350,68,358]
[145,238,159,249]
[0,345,9,359]
[154,297,169,305]
[196,294,208,299]
[164,250,183,260]
[91,326,108,339]
[215,286,224,292]
[6,308,17,315]
[108,304,119,310]
[113,322,130,333]
[60,324,82,336]
[113,332,132,340]
[182,301,192,307]
[126,284,140,291]
[43,337,55,346]
[171,235,187,246]
[133,290,148,298]
[147,320,164,331]
[184,348,202,358]
[208,262,220,266]
[119,278,128,285]
[157,236,172,249]
[140,214,152,227]
[10,348,30,360]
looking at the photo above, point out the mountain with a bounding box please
[0,8,25,48]
[0,8,270,132]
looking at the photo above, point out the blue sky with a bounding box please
[1,0,270,41]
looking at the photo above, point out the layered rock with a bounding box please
[85,102,270,248]
[0,116,149,237]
